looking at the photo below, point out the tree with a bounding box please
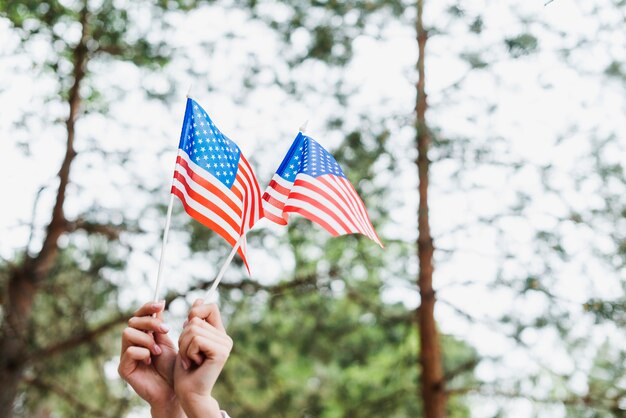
[414,0,446,417]
[0,0,196,415]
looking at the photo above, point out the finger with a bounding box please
[118,346,151,378]
[185,317,232,346]
[133,300,165,317]
[187,303,225,332]
[187,334,232,364]
[127,316,170,334]
[121,327,161,355]
[179,319,232,366]
[186,335,206,365]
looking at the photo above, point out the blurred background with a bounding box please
[0,0,625,417]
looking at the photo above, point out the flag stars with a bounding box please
[185,102,241,187]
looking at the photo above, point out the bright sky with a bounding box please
[0,0,625,416]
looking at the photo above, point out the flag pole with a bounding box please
[152,88,193,302]
[153,194,175,302]
[205,234,246,302]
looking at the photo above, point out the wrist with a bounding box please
[150,394,185,418]
[179,395,221,418]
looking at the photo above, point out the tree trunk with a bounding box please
[415,1,445,417]
[0,6,89,417]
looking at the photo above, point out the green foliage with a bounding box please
[216,277,475,418]
[505,33,539,58]
[15,239,132,417]
[564,341,626,417]
[245,0,406,67]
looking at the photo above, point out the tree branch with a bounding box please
[27,5,90,282]
[447,385,614,410]
[27,312,130,362]
[23,374,114,418]
[28,275,319,361]
[65,219,127,241]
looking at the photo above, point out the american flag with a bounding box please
[262,132,382,247]
[172,98,263,270]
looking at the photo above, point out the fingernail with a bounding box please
[160,323,170,332]
[153,344,162,355]
[151,302,163,310]
[182,358,189,370]
[183,320,188,328]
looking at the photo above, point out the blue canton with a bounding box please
[277,133,346,182]
[178,99,241,187]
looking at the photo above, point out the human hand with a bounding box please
[174,299,233,418]
[118,301,182,418]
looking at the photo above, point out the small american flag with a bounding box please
[172,99,263,270]
[262,132,382,247]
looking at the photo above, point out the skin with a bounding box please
[119,299,232,418]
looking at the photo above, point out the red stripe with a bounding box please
[231,177,244,201]
[262,192,286,209]
[317,175,369,234]
[341,177,381,244]
[172,187,237,247]
[172,187,250,271]
[287,192,351,234]
[283,205,340,237]
[235,174,250,234]
[264,211,287,225]
[172,173,240,233]
[237,161,255,230]
[333,176,373,236]
[293,178,359,231]
[176,156,242,216]
[241,155,264,222]
[268,179,290,196]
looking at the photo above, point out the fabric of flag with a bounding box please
[172,98,263,271]
[262,132,382,247]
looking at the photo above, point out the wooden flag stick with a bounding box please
[205,234,246,302]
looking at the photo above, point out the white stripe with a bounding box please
[232,177,244,197]
[239,157,262,224]
[328,175,375,238]
[172,181,240,241]
[338,176,378,240]
[238,176,253,233]
[270,174,294,190]
[294,176,363,232]
[304,173,370,236]
[284,199,346,236]
[264,185,289,203]
[291,184,360,232]
[174,164,242,223]
[179,151,241,203]
[237,159,258,229]
[262,200,285,218]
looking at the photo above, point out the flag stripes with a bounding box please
[263,173,381,246]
